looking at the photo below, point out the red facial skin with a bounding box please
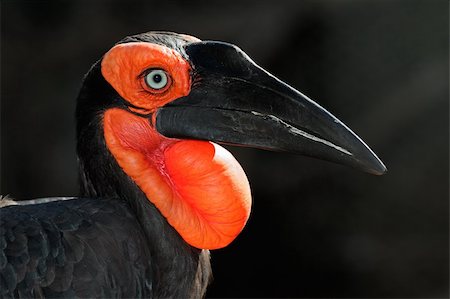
[101,42,252,249]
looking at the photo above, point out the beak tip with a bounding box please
[377,164,388,175]
[363,156,387,176]
[370,165,388,176]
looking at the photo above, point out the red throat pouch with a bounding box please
[103,108,252,249]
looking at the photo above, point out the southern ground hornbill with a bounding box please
[0,31,386,298]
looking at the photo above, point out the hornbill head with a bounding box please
[76,32,386,250]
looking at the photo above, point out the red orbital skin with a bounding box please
[101,42,252,249]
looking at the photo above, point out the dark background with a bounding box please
[1,0,448,298]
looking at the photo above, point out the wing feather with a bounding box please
[0,198,153,298]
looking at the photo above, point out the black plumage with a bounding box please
[1,199,152,298]
[1,196,210,298]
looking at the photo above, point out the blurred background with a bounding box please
[1,0,448,298]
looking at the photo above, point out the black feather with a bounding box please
[1,199,155,298]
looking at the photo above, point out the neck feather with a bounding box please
[76,105,211,298]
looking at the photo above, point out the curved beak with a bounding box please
[156,41,386,175]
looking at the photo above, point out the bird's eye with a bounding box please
[144,69,169,91]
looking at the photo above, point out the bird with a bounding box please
[0,31,386,298]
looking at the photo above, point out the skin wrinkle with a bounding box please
[164,140,251,248]
[168,145,248,219]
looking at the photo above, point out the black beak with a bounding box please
[156,41,386,175]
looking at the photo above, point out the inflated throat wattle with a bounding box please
[103,108,252,249]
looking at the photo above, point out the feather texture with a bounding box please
[1,198,153,298]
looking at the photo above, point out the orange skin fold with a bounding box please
[101,42,252,249]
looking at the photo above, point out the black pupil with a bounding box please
[153,73,162,83]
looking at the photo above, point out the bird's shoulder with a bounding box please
[0,197,153,298]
